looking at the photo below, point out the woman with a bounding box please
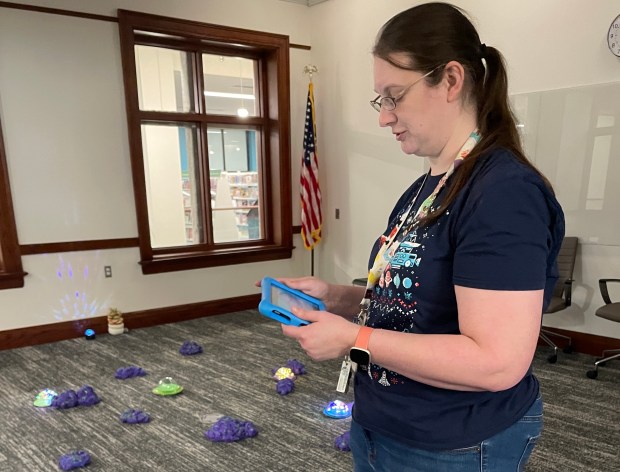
[278,3,565,470]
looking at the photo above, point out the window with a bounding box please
[0,117,25,289]
[118,10,293,274]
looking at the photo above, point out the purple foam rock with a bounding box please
[204,416,258,442]
[115,366,147,379]
[179,340,203,356]
[76,385,100,407]
[58,450,91,470]
[334,430,351,451]
[120,408,151,424]
[286,359,306,375]
[51,390,79,409]
[275,378,295,395]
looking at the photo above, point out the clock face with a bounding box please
[609,14,620,57]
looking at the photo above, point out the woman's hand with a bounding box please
[276,276,330,301]
[255,275,366,319]
[281,308,359,361]
[255,276,330,304]
[254,277,329,300]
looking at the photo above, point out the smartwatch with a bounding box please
[349,326,373,368]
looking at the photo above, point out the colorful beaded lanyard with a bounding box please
[356,130,481,326]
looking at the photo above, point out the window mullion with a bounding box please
[194,50,214,246]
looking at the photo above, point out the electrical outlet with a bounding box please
[335,208,340,219]
[104,266,112,278]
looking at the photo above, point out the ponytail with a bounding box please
[421,44,554,227]
[373,3,554,227]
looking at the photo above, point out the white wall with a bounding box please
[0,0,315,330]
[1,0,619,341]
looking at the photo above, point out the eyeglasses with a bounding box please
[370,65,443,112]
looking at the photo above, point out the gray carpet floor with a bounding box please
[0,310,618,471]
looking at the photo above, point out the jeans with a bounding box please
[350,395,543,472]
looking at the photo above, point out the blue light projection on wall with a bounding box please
[51,254,111,322]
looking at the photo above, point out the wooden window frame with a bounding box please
[0,117,25,289]
[118,10,293,274]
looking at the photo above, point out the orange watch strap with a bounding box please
[354,326,373,350]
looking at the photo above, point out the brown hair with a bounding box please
[373,2,553,226]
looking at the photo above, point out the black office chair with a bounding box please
[541,236,578,363]
[586,279,620,379]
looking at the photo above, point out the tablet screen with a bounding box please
[271,285,321,312]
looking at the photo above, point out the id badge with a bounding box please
[336,358,353,393]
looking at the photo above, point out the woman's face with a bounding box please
[373,55,453,158]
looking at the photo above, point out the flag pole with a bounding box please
[301,64,321,278]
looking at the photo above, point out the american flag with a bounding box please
[300,81,322,250]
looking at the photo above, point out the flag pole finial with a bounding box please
[303,64,318,82]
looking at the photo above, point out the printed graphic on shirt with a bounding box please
[368,229,429,387]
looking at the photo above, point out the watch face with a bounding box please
[609,14,620,57]
[350,348,371,367]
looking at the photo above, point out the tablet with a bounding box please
[258,277,326,326]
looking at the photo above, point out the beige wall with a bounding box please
[0,0,315,330]
[1,0,619,340]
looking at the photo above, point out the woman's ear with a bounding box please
[443,60,466,102]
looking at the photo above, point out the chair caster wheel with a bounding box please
[562,345,573,354]
[547,354,557,363]
[586,370,598,379]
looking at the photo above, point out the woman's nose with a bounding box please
[378,108,396,127]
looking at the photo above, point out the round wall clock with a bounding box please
[608,14,620,57]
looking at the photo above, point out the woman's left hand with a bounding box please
[281,308,359,361]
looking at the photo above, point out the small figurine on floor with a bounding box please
[51,390,78,409]
[120,408,151,424]
[271,367,295,381]
[58,450,91,470]
[276,378,295,395]
[33,388,58,408]
[179,340,203,356]
[84,329,96,341]
[323,400,353,419]
[115,365,147,379]
[286,359,306,375]
[152,377,183,396]
[51,385,100,409]
[76,385,100,407]
[334,431,351,452]
[204,416,258,442]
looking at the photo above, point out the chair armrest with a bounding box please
[352,277,368,287]
[598,279,620,305]
[564,279,573,307]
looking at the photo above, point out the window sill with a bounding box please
[140,244,294,274]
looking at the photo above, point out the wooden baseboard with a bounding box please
[2,303,618,356]
[538,326,620,357]
[0,294,260,351]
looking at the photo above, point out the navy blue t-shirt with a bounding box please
[352,148,565,451]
